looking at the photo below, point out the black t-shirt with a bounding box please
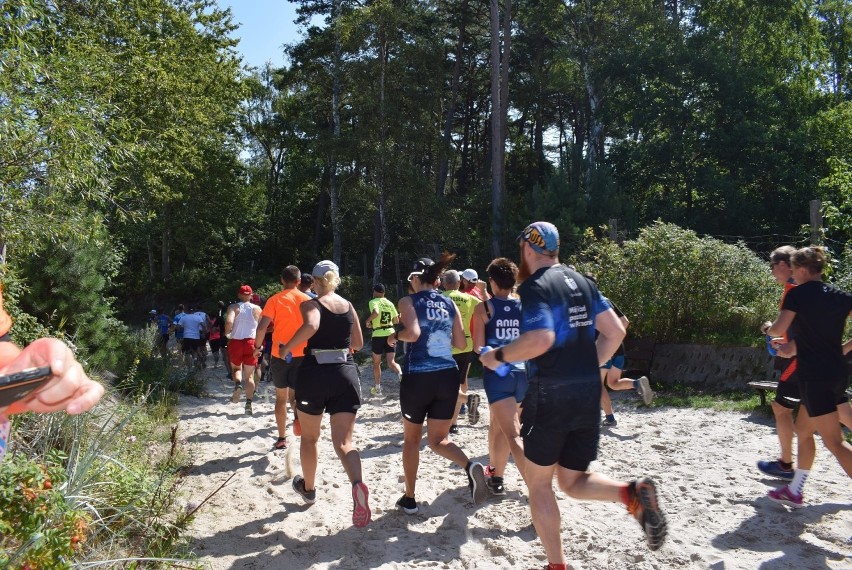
[782,280,852,382]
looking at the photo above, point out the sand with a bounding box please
[179,364,852,569]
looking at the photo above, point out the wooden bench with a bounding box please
[623,339,656,379]
[748,380,852,407]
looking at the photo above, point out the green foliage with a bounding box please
[576,222,777,344]
[0,451,89,570]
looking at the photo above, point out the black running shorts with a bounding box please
[371,335,395,355]
[523,424,600,471]
[774,373,800,409]
[295,362,361,416]
[452,351,475,385]
[270,355,303,390]
[400,368,459,424]
[800,376,849,418]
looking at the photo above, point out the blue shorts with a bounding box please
[600,354,625,370]
[484,369,528,405]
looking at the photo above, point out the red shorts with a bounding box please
[228,338,258,367]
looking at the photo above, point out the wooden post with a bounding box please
[810,199,822,245]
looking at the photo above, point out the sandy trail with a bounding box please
[179,364,851,569]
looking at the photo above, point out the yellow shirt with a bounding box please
[443,289,480,354]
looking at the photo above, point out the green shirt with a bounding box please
[368,297,398,337]
[443,289,480,354]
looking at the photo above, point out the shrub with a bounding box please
[576,222,777,345]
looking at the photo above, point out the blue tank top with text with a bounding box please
[403,290,458,374]
[484,297,524,372]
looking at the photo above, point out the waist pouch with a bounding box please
[312,348,349,364]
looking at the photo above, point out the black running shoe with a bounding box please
[293,475,316,504]
[396,494,418,514]
[627,477,667,551]
[466,462,488,504]
[486,475,506,496]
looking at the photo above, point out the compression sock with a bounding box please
[790,469,809,496]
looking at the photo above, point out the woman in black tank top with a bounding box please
[279,260,371,527]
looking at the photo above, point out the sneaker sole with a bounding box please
[352,483,372,527]
[469,462,488,505]
[767,489,803,509]
[638,377,654,406]
[635,477,667,551]
[231,388,241,404]
[467,394,481,424]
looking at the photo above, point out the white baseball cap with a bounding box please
[461,268,478,282]
[312,260,340,277]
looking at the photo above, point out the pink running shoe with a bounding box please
[352,482,372,527]
[484,465,496,478]
[767,485,803,508]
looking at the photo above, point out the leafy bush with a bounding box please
[0,451,89,570]
[576,222,777,345]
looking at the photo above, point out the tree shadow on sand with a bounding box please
[710,498,850,569]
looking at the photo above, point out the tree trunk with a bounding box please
[329,0,343,266]
[489,0,505,258]
[374,29,390,285]
[161,205,171,279]
[436,0,468,198]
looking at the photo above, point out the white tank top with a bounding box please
[231,302,259,340]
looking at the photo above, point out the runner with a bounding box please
[365,283,401,397]
[583,274,654,427]
[279,260,371,528]
[179,306,208,369]
[441,270,481,434]
[207,311,223,368]
[173,305,186,354]
[460,268,489,302]
[299,273,317,298]
[765,246,852,507]
[155,308,171,357]
[481,222,667,568]
[225,285,262,416]
[387,255,488,514]
[471,257,527,496]
[254,266,312,449]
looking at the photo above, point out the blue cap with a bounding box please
[518,221,559,255]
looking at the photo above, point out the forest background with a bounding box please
[2,0,852,365]
[2,1,852,565]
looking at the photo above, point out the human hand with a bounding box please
[0,338,103,415]
[759,321,772,335]
[479,349,499,371]
[776,340,796,358]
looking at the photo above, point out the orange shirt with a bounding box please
[261,287,312,358]
[0,283,12,337]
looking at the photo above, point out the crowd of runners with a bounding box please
[144,222,852,569]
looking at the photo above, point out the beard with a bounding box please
[517,246,533,283]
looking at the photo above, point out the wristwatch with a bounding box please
[495,348,505,363]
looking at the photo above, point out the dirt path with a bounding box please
[178,364,852,569]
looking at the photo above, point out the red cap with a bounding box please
[239,284,252,296]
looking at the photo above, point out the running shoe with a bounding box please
[466,462,488,505]
[449,424,459,435]
[292,418,302,437]
[370,385,383,397]
[292,475,316,504]
[602,417,618,427]
[273,437,288,450]
[636,376,654,406]
[767,485,803,508]
[460,403,467,415]
[231,385,241,403]
[757,460,794,480]
[626,477,667,551]
[486,475,506,496]
[245,401,253,416]
[352,482,372,527]
[396,494,418,514]
[467,394,481,424]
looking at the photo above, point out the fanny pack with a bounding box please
[312,348,349,364]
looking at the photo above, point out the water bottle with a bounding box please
[480,346,512,377]
[765,336,777,357]
[285,352,293,363]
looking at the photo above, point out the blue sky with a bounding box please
[224,0,304,70]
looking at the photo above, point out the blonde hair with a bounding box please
[790,246,826,275]
[313,271,341,294]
